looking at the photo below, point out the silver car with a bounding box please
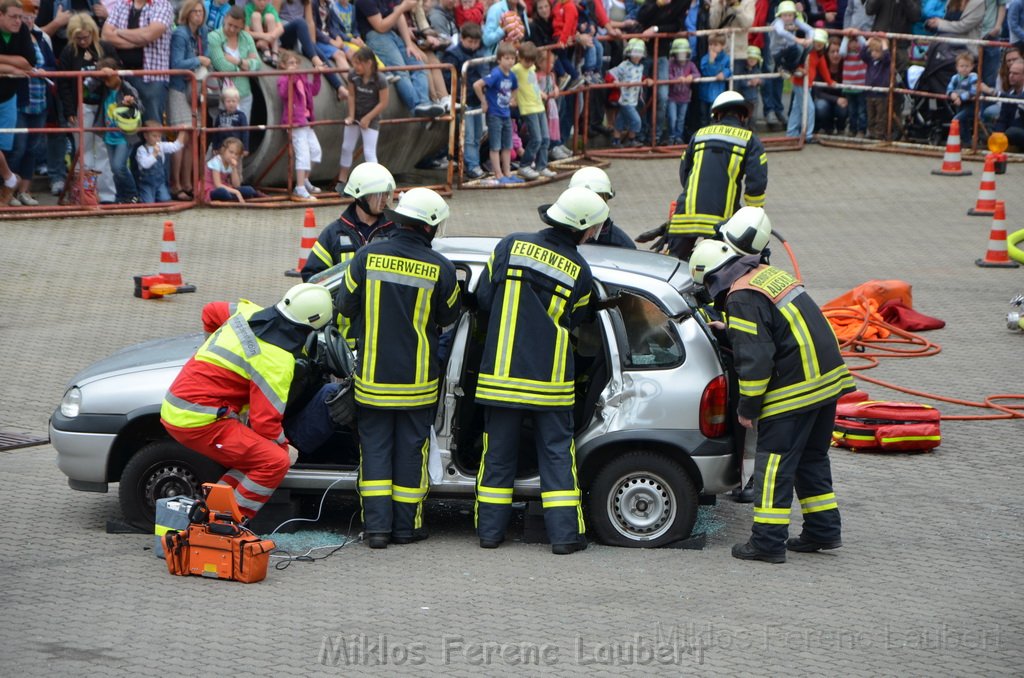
[50,237,739,547]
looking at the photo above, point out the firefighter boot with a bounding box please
[731,541,786,564]
[786,536,843,552]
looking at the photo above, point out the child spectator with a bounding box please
[530,0,575,85]
[277,48,323,200]
[205,136,261,201]
[738,45,763,113]
[474,42,521,183]
[861,36,893,139]
[210,87,250,156]
[538,49,573,159]
[839,31,867,137]
[94,57,144,204]
[247,0,284,66]
[551,0,581,88]
[512,42,554,180]
[205,0,232,32]
[441,21,488,178]
[698,34,732,126]
[576,0,612,83]
[135,120,184,203]
[607,38,652,147]
[337,47,388,188]
[947,51,979,128]
[313,0,352,101]
[770,0,814,76]
[788,28,834,141]
[667,38,700,146]
[456,0,485,28]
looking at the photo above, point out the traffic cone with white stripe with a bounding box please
[285,208,318,277]
[976,201,1019,268]
[157,220,196,292]
[967,154,997,216]
[931,119,972,176]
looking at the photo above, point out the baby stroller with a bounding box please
[903,41,959,146]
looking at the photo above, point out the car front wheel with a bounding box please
[588,451,698,548]
[118,440,225,529]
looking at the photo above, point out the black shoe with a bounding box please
[730,477,755,504]
[786,536,843,552]
[391,530,429,545]
[479,537,504,549]
[366,533,389,549]
[731,541,785,563]
[551,536,588,555]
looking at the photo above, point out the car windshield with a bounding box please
[307,261,352,290]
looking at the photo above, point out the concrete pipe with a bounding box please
[237,62,450,186]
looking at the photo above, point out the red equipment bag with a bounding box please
[832,397,941,453]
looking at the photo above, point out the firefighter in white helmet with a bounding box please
[568,167,636,249]
[336,187,461,548]
[689,239,854,563]
[474,187,609,555]
[161,283,334,519]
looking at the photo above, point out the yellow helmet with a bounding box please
[112,105,141,135]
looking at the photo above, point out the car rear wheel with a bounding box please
[118,440,225,529]
[588,451,698,548]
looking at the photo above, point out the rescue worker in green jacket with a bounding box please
[336,187,461,549]
[665,90,768,261]
[689,239,855,563]
[474,187,610,555]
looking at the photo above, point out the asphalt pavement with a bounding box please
[0,146,1022,676]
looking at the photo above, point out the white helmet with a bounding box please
[277,283,334,330]
[711,90,752,117]
[568,166,614,199]
[689,239,741,286]
[544,187,610,231]
[344,162,396,203]
[718,207,771,256]
[387,187,450,234]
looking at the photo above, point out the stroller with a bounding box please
[903,41,959,146]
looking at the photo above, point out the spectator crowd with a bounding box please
[1,0,1022,206]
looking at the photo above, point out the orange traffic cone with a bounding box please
[976,201,1020,268]
[157,221,196,292]
[967,154,997,216]
[285,208,318,277]
[931,119,972,176]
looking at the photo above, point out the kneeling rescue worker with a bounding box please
[336,187,461,549]
[160,283,334,519]
[474,186,609,555]
[689,238,855,563]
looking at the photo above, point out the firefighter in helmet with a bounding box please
[161,283,334,519]
[336,187,461,548]
[689,238,854,563]
[665,90,768,261]
[568,167,636,249]
[474,186,610,555]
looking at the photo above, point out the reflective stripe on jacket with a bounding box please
[476,228,595,410]
[336,229,461,409]
[161,304,297,445]
[669,116,768,239]
[725,265,855,421]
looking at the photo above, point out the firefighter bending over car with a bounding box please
[568,167,636,250]
[689,238,855,563]
[664,90,768,261]
[473,187,611,555]
[336,188,461,549]
[160,283,334,519]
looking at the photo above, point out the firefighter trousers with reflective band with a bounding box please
[357,406,431,538]
[750,401,841,554]
[475,407,584,545]
[162,418,291,519]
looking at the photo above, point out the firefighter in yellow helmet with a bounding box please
[336,187,461,549]
[664,90,768,261]
[474,186,609,555]
[689,239,854,563]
